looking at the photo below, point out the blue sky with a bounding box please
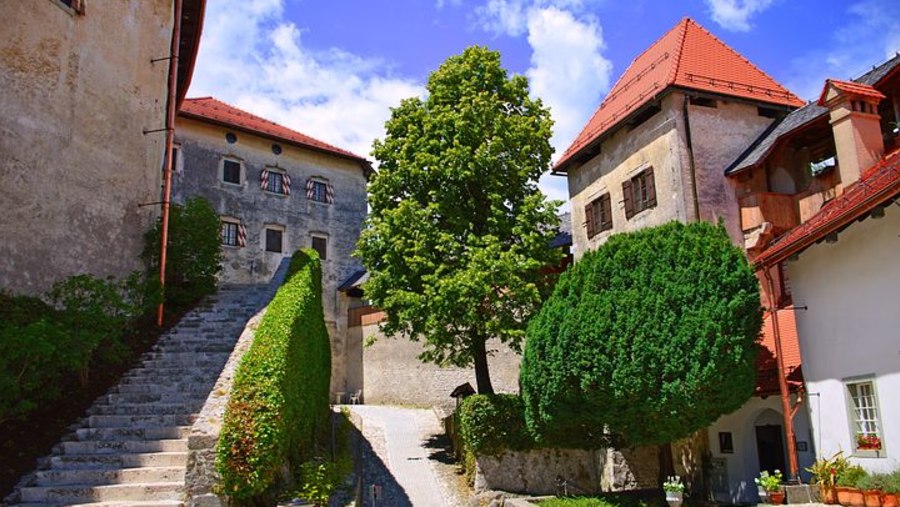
[188,0,900,205]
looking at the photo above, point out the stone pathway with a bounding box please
[4,283,275,507]
[348,405,469,507]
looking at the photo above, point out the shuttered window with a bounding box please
[260,169,291,195]
[584,193,613,239]
[220,219,246,248]
[306,178,334,204]
[623,167,657,219]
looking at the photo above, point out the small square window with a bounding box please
[623,167,657,219]
[266,172,285,194]
[223,160,241,185]
[221,221,239,247]
[312,236,327,260]
[310,180,328,203]
[585,193,613,238]
[265,228,283,253]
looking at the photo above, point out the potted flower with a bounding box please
[757,470,785,504]
[663,475,685,507]
[859,474,889,507]
[857,434,883,451]
[807,452,849,504]
[837,465,868,507]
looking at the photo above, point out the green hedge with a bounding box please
[458,394,534,456]
[216,249,332,502]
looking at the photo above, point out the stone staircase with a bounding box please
[5,283,276,507]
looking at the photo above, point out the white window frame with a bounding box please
[219,157,244,187]
[845,378,886,458]
[263,224,286,254]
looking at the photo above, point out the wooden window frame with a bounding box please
[221,220,240,247]
[311,234,328,261]
[623,167,657,219]
[584,193,613,239]
[221,158,242,185]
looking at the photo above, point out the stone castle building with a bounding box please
[0,0,205,294]
[172,97,372,398]
[554,17,815,503]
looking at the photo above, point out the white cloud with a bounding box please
[703,0,775,32]
[525,7,612,158]
[188,0,423,160]
[783,0,900,101]
[471,0,611,211]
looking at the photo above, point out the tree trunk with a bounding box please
[472,335,494,394]
[658,442,675,486]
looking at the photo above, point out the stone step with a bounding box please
[19,482,182,503]
[137,359,227,370]
[33,466,185,486]
[89,403,192,416]
[123,367,221,377]
[118,375,215,386]
[75,427,190,442]
[50,452,188,470]
[150,343,236,353]
[113,384,211,395]
[140,352,231,361]
[104,393,203,405]
[62,439,187,455]
[16,501,184,507]
[88,414,194,428]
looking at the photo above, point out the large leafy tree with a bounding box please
[357,46,560,394]
[521,221,763,447]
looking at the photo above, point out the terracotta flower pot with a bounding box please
[850,488,867,507]
[838,487,856,507]
[865,490,883,507]
[768,490,786,505]
[882,493,898,507]
[821,484,837,504]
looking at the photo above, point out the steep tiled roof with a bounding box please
[756,308,803,395]
[754,148,900,266]
[555,17,803,172]
[179,97,371,168]
[725,103,829,175]
[818,79,886,105]
[727,54,900,175]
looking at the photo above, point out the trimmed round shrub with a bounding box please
[521,221,763,446]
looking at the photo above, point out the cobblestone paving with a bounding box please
[348,405,469,507]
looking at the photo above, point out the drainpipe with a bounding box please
[682,95,701,222]
[762,265,800,482]
[157,0,183,326]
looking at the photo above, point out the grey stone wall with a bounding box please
[0,0,173,294]
[359,321,522,412]
[474,446,659,496]
[172,117,368,396]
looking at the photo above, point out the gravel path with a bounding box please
[348,405,468,507]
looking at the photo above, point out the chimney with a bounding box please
[818,80,885,186]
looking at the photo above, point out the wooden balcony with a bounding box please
[739,192,800,233]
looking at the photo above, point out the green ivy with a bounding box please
[216,249,332,503]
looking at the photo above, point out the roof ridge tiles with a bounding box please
[180,97,368,162]
[555,17,802,172]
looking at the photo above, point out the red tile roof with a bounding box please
[756,308,804,395]
[555,17,803,172]
[817,79,886,106]
[179,97,370,165]
[754,148,900,266]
